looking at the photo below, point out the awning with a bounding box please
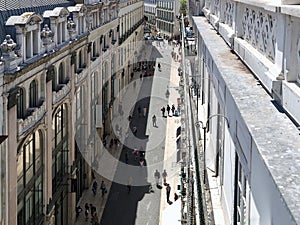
[162,199,181,225]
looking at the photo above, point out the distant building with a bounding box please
[144,0,157,33]
[156,0,181,39]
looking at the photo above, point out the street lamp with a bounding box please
[196,114,230,185]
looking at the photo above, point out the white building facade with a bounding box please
[191,0,300,224]
[156,0,181,39]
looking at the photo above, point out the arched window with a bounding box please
[78,50,82,68]
[17,130,43,225]
[17,88,25,119]
[52,104,69,194]
[92,42,97,57]
[58,62,64,84]
[29,80,38,107]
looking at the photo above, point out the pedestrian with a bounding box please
[85,203,90,221]
[166,104,171,116]
[139,146,145,157]
[158,63,161,71]
[127,176,133,193]
[76,205,82,218]
[89,204,96,221]
[152,115,157,127]
[162,169,168,185]
[100,181,107,197]
[92,212,99,225]
[143,106,147,117]
[139,158,145,167]
[166,184,171,203]
[171,104,175,115]
[132,126,137,134]
[174,192,179,201]
[161,106,166,117]
[140,73,143,80]
[92,180,98,195]
[133,148,139,161]
[154,169,160,186]
[137,105,142,117]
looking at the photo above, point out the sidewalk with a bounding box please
[153,41,183,225]
[75,40,184,225]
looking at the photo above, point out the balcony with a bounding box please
[52,81,71,104]
[17,101,46,136]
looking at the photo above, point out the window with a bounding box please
[58,62,65,84]
[17,88,25,119]
[17,130,43,225]
[235,157,249,225]
[92,42,97,58]
[76,87,82,120]
[29,80,37,107]
[79,50,82,68]
[52,104,69,194]
[52,68,57,91]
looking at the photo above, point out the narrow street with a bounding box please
[76,40,182,225]
[100,41,173,225]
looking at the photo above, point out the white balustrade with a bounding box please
[52,81,71,104]
[17,101,46,136]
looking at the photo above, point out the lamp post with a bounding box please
[197,114,230,185]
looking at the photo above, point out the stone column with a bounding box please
[6,89,18,225]
[45,66,54,218]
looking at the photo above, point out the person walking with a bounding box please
[100,181,107,197]
[132,125,137,134]
[166,184,171,204]
[143,106,147,117]
[92,180,98,195]
[92,212,99,225]
[158,63,161,71]
[154,169,160,186]
[152,115,157,127]
[162,169,168,185]
[166,104,171,116]
[171,104,175,115]
[174,192,179,201]
[161,106,166,117]
[85,203,90,221]
[133,148,139,161]
[89,204,96,221]
[76,205,82,218]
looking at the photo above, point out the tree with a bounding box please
[180,0,187,17]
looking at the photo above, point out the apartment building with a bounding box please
[144,0,157,33]
[191,0,300,224]
[0,0,144,224]
[156,0,181,39]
